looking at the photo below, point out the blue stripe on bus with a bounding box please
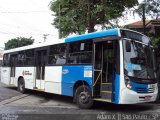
[61,65,92,96]
[114,74,120,104]
[130,82,148,93]
[65,29,119,43]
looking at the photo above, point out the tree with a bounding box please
[5,37,34,50]
[145,0,160,19]
[136,1,160,75]
[50,0,138,38]
[150,36,160,78]
[136,0,160,34]
[136,0,160,19]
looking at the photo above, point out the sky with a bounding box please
[0,0,59,49]
[0,0,143,49]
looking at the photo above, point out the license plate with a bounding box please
[145,96,151,101]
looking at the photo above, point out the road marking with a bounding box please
[0,94,77,109]
[0,94,30,106]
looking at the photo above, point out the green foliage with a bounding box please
[150,36,160,49]
[137,0,160,19]
[50,0,138,38]
[5,37,34,50]
[145,0,160,19]
[150,36,160,77]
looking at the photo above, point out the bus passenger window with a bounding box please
[67,53,78,64]
[48,43,67,65]
[3,54,10,66]
[55,54,66,64]
[67,41,92,64]
[18,51,25,66]
[48,56,56,64]
[25,49,34,66]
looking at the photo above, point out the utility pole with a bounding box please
[142,0,146,34]
[43,34,49,42]
[87,0,91,33]
[59,5,61,39]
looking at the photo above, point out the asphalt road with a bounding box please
[0,81,160,120]
[0,82,21,102]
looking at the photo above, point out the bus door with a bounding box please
[93,43,103,98]
[35,50,47,90]
[10,54,17,85]
[93,40,117,102]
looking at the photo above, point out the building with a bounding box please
[125,18,160,37]
[126,19,160,79]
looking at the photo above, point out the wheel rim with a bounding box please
[79,91,90,104]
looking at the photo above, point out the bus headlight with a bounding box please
[126,83,132,89]
[125,75,132,89]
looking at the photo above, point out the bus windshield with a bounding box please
[123,39,156,79]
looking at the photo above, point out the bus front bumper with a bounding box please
[119,88,158,104]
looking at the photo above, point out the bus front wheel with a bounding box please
[75,85,93,109]
[18,78,25,94]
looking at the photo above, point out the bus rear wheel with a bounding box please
[18,78,25,94]
[75,85,93,109]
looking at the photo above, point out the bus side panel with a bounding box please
[16,67,35,89]
[61,65,92,96]
[0,66,1,81]
[1,67,10,85]
[45,66,62,95]
[114,74,120,104]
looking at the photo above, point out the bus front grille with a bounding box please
[135,87,155,93]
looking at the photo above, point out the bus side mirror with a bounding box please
[125,41,131,52]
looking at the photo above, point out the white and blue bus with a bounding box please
[0,57,3,81]
[1,29,158,108]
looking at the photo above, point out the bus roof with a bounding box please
[3,39,65,54]
[3,28,147,54]
[65,28,119,42]
[3,28,120,54]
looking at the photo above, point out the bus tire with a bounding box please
[155,93,160,103]
[75,85,93,109]
[18,78,25,94]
